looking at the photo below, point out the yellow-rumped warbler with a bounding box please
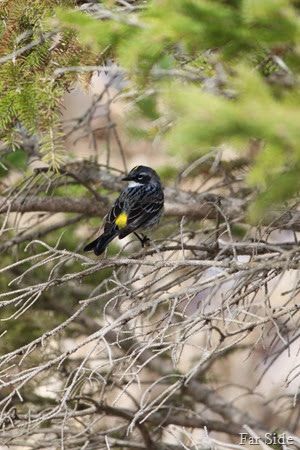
[84,165,164,255]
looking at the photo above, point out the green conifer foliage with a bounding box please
[0,0,94,170]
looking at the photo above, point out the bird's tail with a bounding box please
[84,228,118,256]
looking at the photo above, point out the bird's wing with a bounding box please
[119,185,164,238]
[103,185,163,236]
[103,192,125,233]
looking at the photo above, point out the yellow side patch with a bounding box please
[115,212,128,228]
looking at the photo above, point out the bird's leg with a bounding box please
[133,232,143,245]
[134,232,151,248]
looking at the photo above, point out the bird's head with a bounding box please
[122,165,161,185]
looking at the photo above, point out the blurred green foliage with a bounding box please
[56,0,300,220]
[0,150,28,177]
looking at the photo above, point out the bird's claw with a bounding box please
[134,232,151,248]
[141,236,151,248]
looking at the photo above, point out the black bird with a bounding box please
[84,165,164,256]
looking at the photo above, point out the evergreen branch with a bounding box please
[0,31,57,65]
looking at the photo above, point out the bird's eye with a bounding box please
[137,175,143,181]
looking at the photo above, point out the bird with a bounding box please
[83,165,164,256]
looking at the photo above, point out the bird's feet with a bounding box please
[134,232,151,248]
[141,235,151,248]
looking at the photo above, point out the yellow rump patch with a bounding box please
[115,212,128,228]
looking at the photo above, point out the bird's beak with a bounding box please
[122,175,132,181]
